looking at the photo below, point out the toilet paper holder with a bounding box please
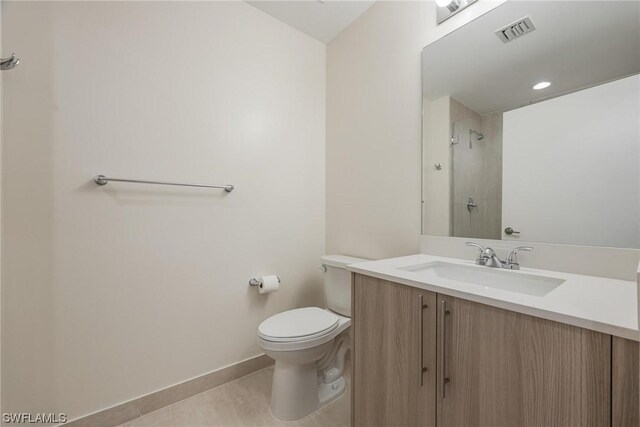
[249,276,281,287]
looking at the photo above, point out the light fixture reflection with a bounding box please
[533,81,552,90]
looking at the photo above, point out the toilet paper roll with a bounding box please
[258,275,280,294]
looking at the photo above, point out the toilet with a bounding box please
[257,254,368,421]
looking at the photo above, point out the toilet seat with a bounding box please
[258,307,339,342]
[258,309,350,352]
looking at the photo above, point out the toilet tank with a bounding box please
[320,255,370,318]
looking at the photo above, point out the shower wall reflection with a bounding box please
[424,97,502,239]
[423,97,503,240]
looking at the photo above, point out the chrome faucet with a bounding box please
[466,242,533,270]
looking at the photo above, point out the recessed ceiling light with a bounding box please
[533,81,552,90]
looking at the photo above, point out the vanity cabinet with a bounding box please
[612,337,640,427]
[437,294,610,427]
[352,274,437,427]
[352,273,639,427]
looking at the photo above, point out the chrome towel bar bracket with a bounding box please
[0,53,19,70]
[93,175,234,192]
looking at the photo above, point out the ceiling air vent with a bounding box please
[496,17,536,43]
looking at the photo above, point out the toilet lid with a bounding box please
[258,307,339,342]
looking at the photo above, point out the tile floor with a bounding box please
[116,366,350,427]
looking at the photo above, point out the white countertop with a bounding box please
[347,254,639,341]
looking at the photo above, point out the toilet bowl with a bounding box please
[257,255,368,421]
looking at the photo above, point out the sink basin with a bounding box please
[398,261,565,297]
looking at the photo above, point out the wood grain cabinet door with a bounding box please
[436,294,611,427]
[612,337,640,427]
[352,274,437,427]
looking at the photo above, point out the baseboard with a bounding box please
[65,353,274,427]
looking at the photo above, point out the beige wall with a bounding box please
[326,0,507,260]
[1,1,325,420]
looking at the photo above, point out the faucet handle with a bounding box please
[466,242,491,265]
[506,246,534,265]
[466,241,486,256]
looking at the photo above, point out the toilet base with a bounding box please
[259,313,352,422]
[318,376,346,406]
[269,360,347,421]
[270,360,320,421]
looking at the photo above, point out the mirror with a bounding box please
[421,0,640,248]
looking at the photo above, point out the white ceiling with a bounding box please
[422,0,640,114]
[246,0,375,44]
